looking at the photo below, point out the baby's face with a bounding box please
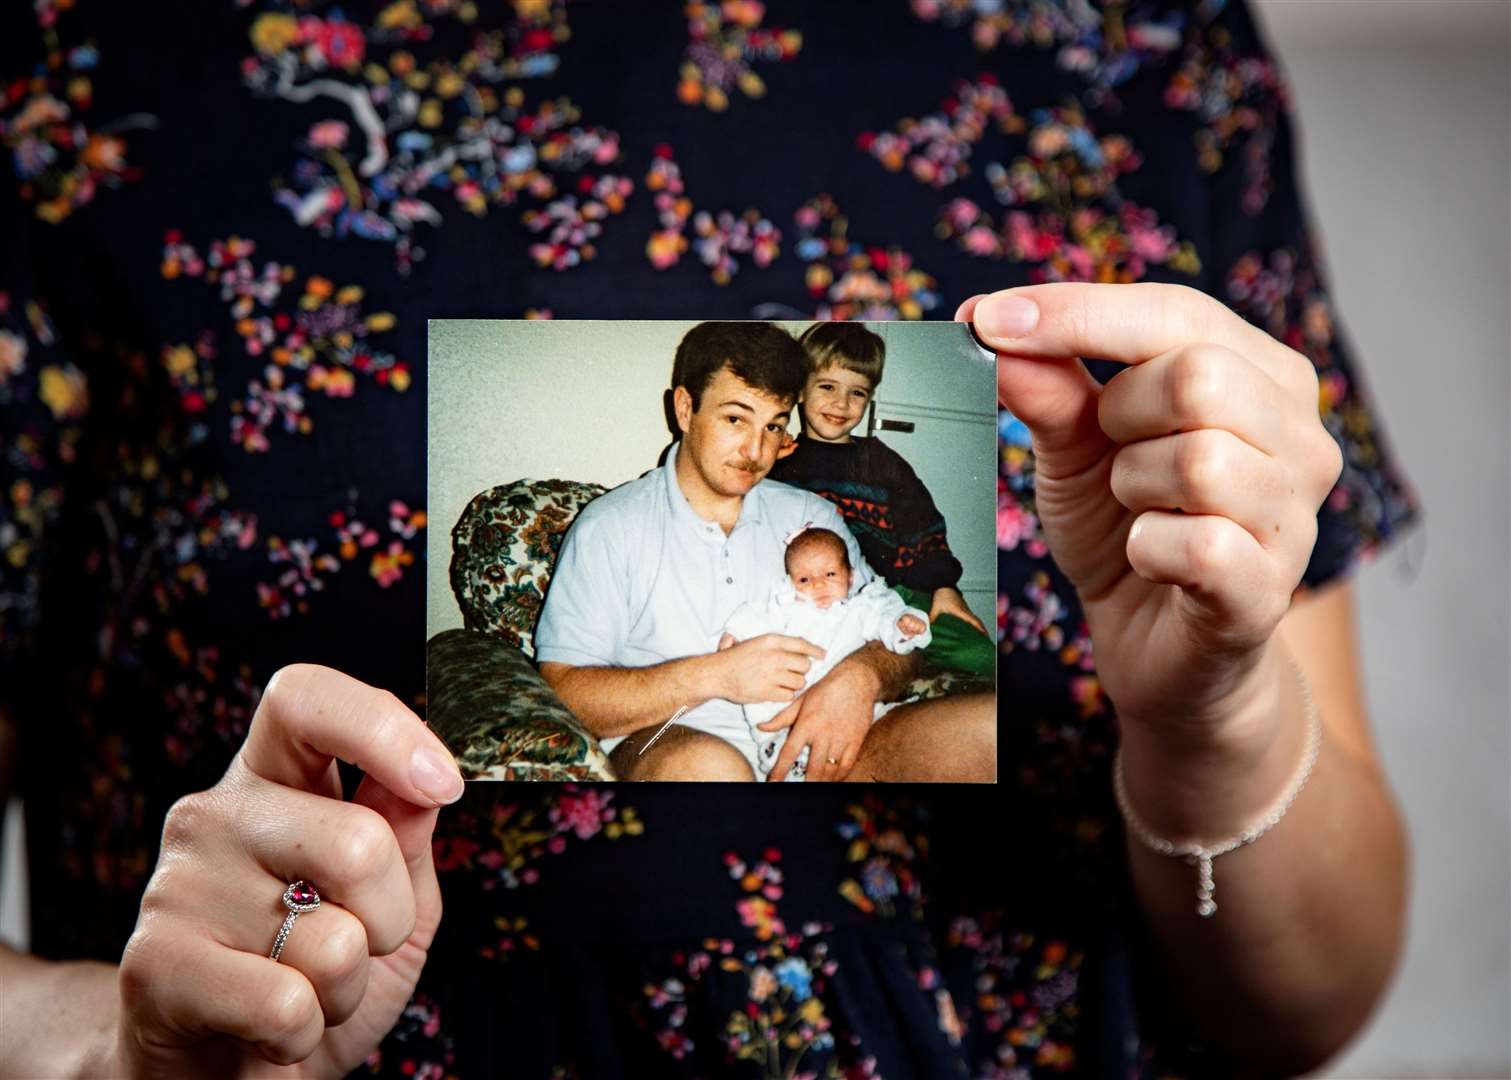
[789,547,851,608]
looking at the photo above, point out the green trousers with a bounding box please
[891,584,997,678]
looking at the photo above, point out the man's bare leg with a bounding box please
[609,724,757,781]
[846,692,996,783]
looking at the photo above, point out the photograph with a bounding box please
[426,319,999,783]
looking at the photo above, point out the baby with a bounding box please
[719,526,931,781]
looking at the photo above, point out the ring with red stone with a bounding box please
[269,880,321,963]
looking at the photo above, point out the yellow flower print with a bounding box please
[251,13,301,57]
[39,363,88,420]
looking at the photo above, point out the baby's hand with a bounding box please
[897,614,927,639]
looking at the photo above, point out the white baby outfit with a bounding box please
[723,576,932,781]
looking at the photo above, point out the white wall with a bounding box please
[1248,2,1511,1076]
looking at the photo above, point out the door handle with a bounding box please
[879,419,915,433]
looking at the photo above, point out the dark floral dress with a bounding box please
[0,2,1418,1077]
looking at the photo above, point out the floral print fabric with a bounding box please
[1,2,1418,1077]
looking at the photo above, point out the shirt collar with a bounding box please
[664,441,767,532]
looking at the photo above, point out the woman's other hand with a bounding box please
[115,664,461,1077]
[963,283,1342,750]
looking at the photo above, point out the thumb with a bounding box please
[959,292,1110,479]
[758,698,800,732]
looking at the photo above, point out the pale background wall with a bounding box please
[5,4,1508,1076]
[1247,2,1511,1076]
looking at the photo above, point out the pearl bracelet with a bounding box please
[1112,658,1323,917]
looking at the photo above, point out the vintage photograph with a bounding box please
[426,319,998,782]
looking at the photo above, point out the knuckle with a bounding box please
[1185,517,1235,580]
[1174,430,1224,501]
[255,976,320,1059]
[1169,348,1227,424]
[118,926,166,1000]
[312,913,369,983]
[331,810,397,885]
[1319,434,1345,487]
[160,792,212,852]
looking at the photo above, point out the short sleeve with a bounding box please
[534,506,629,668]
[1200,0,1421,589]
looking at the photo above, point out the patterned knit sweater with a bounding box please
[771,436,964,593]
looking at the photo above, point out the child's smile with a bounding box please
[801,365,874,443]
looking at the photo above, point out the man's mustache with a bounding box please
[729,459,766,474]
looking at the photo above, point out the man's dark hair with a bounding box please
[672,322,807,409]
[784,527,851,575]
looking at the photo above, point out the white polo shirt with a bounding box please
[535,444,873,756]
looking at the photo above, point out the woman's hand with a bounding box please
[114,664,462,1078]
[963,283,1342,751]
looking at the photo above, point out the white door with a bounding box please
[866,323,997,630]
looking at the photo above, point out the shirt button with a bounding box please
[726,577,733,584]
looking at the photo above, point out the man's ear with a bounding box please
[672,385,693,434]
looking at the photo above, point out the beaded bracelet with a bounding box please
[1112,659,1323,917]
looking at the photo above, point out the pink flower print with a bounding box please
[551,788,612,839]
[997,496,1038,552]
[368,540,413,587]
[306,120,349,151]
[737,896,785,941]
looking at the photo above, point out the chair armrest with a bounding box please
[427,628,616,781]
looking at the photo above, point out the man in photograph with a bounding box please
[536,321,995,782]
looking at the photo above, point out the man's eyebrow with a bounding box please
[717,400,791,423]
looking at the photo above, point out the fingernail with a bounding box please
[411,745,465,805]
[976,294,1039,339]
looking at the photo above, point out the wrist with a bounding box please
[680,649,723,708]
[1116,645,1310,841]
[831,650,884,702]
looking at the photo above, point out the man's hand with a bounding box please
[897,614,928,639]
[714,633,826,705]
[761,657,882,782]
[928,586,988,635]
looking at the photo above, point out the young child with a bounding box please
[770,323,995,677]
[720,526,931,781]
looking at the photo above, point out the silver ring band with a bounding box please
[269,880,321,962]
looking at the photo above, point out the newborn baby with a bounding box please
[720,526,931,781]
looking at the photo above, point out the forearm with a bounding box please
[0,944,120,1078]
[841,639,921,703]
[540,655,721,739]
[1118,644,1407,1074]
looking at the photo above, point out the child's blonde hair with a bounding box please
[797,323,885,387]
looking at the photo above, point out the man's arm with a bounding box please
[539,656,719,739]
[542,632,829,740]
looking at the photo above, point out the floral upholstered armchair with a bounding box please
[429,479,615,781]
[428,478,994,782]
